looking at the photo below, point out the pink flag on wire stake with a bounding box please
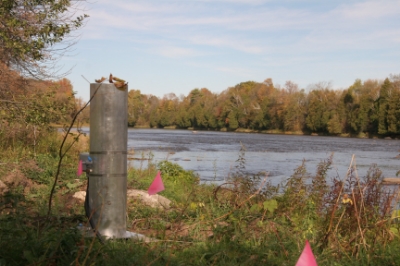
[77,160,83,176]
[295,240,318,266]
[148,171,165,195]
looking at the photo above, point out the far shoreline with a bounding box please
[130,125,398,140]
[53,124,399,140]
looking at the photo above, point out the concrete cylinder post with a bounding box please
[88,83,128,238]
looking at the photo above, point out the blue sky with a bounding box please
[60,0,400,101]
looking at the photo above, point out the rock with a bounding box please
[127,189,171,209]
[0,180,9,196]
[72,189,171,209]
[73,191,87,201]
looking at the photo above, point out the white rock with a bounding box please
[127,189,171,209]
[72,189,171,209]
[73,191,86,201]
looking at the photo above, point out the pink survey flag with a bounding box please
[77,160,83,176]
[295,240,318,266]
[148,171,165,195]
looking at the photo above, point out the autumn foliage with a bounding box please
[0,63,77,150]
[128,76,400,137]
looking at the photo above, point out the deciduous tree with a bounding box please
[0,0,88,77]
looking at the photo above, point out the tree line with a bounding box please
[2,67,399,142]
[127,76,400,137]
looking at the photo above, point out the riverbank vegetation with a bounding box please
[1,132,400,265]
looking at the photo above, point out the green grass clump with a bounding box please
[128,160,199,203]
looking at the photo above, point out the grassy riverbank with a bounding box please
[1,131,400,265]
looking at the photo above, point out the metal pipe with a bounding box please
[88,83,128,238]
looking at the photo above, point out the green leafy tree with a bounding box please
[220,81,265,129]
[377,78,391,135]
[305,83,342,134]
[327,113,342,134]
[175,96,191,128]
[342,79,381,135]
[185,88,219,129]
[386,75,400,134]
[227,110,239,130]
[159,93,179,127]
[342,81,360,133]
[305,89,329,133]
[176,109,191,128]
[0,0,88,77]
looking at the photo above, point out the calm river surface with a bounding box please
[126,129,400,185]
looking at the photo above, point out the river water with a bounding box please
[126,129,400,185]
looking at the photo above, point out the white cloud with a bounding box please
[187,34,265,54]
[333,1,400,20]
[83,0,400,53]
[154,46,201,58]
